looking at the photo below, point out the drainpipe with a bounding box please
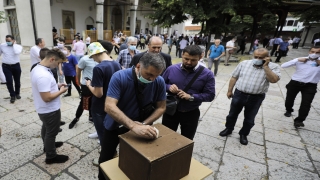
[30,0,37,43]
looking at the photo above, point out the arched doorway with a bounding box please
[145,22,149,34]
[112,6,122,33]
[85,16,94,30]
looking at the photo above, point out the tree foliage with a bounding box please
[0,11,8,23]
[292,6,320,24]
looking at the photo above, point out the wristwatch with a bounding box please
[189,96,194,101]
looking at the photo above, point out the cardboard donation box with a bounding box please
[118,124,194,180]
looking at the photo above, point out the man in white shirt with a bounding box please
[0,35,23,103]
[281,46,320,128]
[85,35,91,47]
[179,37,188,58]
[31,48,69,164]
[225,38,237,66]
[30,38,46,66]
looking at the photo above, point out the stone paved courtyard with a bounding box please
[0,45,320,180]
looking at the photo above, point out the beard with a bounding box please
[183,64,195,70]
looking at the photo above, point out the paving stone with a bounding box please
[0,123,41,149]
[263,118,298,135]
[0,147,4,154]
[54,173,76,180]
[0,106,7,113]
[262,109,291,122]
[206,107,230,120]
[306,145,320,162]
[314,161,320,174]
[265,128,304,149]
[67,131,100,153]
[217,153,267,180]
[56,120,94,142]
[33,143,86,175]
[0,138,43,176]
[1,163,51,180]
[230,126,264,146]
[196,118,227,140]
[192,154,218,180]
[0,108,26,121]
[268,160,319,180]
[225,137,265,164]
[68,149,99,180]
[299,129,320,147]
[0,119,21,135]
[12,112,39,126]
[300,119,320,134]
[193,132,225,162]
[266,141,314,172]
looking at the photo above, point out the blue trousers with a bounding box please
[225,89,265,136]
[2,63,21,97]
[91,111,106,142]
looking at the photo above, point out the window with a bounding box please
[293,21,299,26]
[6,0,15,6]
[287,20,294,26]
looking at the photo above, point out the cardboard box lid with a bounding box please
[119,124,194,162]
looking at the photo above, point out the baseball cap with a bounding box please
[87,42,106,58]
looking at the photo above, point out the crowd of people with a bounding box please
[0,28,319,180]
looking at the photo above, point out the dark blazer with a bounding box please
[130,51,172,71]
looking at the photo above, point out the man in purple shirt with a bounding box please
[162,45,216,140]
[275,38,290,63]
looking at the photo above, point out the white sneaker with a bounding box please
[92,158,99,167]
[97,140,100,144]
[88,132,98,139]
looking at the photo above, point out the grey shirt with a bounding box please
[77,55,98,85]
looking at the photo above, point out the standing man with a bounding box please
[30,38,46,66]
[98,53,167,180]
[0,35,23,103]
[219,48,281,145]
[281,47,320,128]
[179,37,188,58]
[130,36,172,71]
[225,38,237,66]
[162,45,215,140]
[271,36,283,56]
[116,36,140,69]
[236,36,247,55]
[275,38,290,63]
[73,36,86,62]
[31,48,69,164]
[207,39,225,76]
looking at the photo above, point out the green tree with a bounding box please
[292,6,320,24]
[0,11,8,23]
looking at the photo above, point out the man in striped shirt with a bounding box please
[219,48,281,145]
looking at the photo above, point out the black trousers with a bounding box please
[114,46,119,54]
[275,50,286,62]
[98,127,129,180]
[285,80,317,122]
[162,108,200,140]
[270,44,279,56]
[237,45,245,55]
[65,76,81,95]
[2,63,21,97]
[75,85,92,118]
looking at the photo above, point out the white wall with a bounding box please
[50,0,96,35]
[282,17,304,31]
[15,0,35,46]
[136,10,153,34]
[34,0,54,46]
[0,1,9,43]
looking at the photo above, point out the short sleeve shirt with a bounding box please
[209,45,225,59]
[104,68,166,130]
[91,61,122,114]
[63,55,78,76]
[77,55,98,85]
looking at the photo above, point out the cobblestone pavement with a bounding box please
[0,45,319,180]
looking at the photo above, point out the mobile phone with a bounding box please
[84,77,91,81]
[262,60,266,64]
[65,84,71,88]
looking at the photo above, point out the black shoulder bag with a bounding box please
[132,67,155,122]
[165,65,205,115]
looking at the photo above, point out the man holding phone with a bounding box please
[219,48,281,145]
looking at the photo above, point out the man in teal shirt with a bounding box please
[207,39,225,76]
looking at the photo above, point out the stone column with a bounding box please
[153,26,157,35]
[96,0,105,40]
[129,0,138,36]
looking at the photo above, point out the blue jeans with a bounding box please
[2,63,21,97]
[225,89,265,136]
[91,112,106,142]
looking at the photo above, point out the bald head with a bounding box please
[148,36,163,53]
[214,39,221,46]
[253,48,269,59]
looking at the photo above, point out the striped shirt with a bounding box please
[232,60,281,94]
[116,49,140,69]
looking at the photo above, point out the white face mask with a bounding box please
[253,59,263,65]
[308,53,320,60]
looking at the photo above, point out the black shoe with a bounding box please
[284,111,292,117]
[0,82,6,85]
[45,154,69,164]
[16,95,21,99]
[63,93,71,97]
[43,142,64,152]
[69,118,79,129]
[59,128,62,132]
[10,96,15,103]
[60,121,66,126]
[219,128,233,136]
[294,121,304,128]
[240,135,248,145]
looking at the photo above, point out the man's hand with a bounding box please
[60,85,68,93]
[58,83,67,88]
[214,58,218,61]
[263,57,271,67]
[86,80,91,86]
[177,90,191,100]
[131,124,157,139]
[297,57,308,63]
[227,91,233,99]
[59,70,63,76]
[169,84,179,94]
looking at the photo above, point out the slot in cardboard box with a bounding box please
[118,124,194,180]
